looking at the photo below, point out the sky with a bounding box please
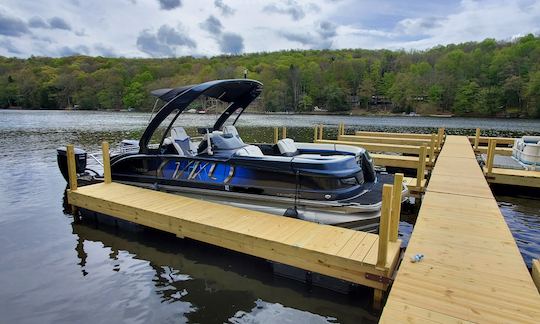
[0,0,539,58]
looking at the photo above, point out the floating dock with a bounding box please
[65,143,404,304]
[481,135,540,188]
[380,136,540,323]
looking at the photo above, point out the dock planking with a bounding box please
[380,136,540,323]
[68,182,401,291]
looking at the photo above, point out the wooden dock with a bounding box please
[314,125,440,194]
[65,143,404,303]
[482,136,540,188]
[380,136,540,323]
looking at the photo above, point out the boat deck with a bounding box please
[380,136,540,323]
[68,181,401,291]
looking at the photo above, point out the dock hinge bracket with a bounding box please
[365,273,393,285]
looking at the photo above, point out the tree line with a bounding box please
[1,34,539,117]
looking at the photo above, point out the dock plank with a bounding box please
[380,135,540,323]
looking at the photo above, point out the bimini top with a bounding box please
[139,79,263,153]
[150,79,262,103]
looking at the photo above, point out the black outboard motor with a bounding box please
[57,147,87,182]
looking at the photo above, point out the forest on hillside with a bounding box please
[1,34,540,117]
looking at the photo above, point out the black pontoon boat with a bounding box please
[58,79,407,231]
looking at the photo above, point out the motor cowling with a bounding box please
[57,146,87,182]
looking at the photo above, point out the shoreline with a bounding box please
[2,107,537,120]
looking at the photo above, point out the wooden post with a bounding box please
[373,289,384,310]
[102,141,112,184]
[532,259,540,293]
[429,133,436,164]
[282,126,287,139]
[486,139,496,174]
[313,125,318,143]
[273,127,279,144]
[376,184,393,270]
[66,145,78,191]
[390,173,403,242]
[66,144,78,215]
[474,128,481,150]
[416,146,426,189]
[437,128,445,149]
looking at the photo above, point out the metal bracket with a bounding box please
[365,273,393,285]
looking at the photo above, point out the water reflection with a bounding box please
[71,216,378,323]
[494,187,540,268]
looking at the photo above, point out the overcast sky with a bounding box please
[0,0,539,58]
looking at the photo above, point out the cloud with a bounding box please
[214,0,234,16]
[397,16,442,36]
[157,0,181,10]
[218,32,243,54]
[48,17,72,30]
[263,1,305,21]
[278,20,337,49]
[28,16,73,31]
[137,30,174,56]
[94,43,117,57]
[58,45,90,56]
[279,31,312,45]
[137,24,196,57]
[317,21,337,38]
[28,16,48,28]
[157,24,196,48]
[0,12,30,36]
[199,15,223,35]
[0,39,22,54]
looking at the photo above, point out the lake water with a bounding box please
[1,110,539,323]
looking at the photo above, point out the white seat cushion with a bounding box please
[235,145,264,157]
[277,138,298,156]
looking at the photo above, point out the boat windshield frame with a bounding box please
[139,79,262,154]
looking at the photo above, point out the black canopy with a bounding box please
[150,79,261,103]
[139,79,263,153]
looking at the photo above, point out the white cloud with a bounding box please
[0,0,538,57]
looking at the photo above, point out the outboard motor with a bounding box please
[57,146,87,182]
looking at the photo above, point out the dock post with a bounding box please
[437,128,445,149]
[377,184,393,269]
[474,128,481,150]
[486,139,496,175]
[416,146,426,189]
[66,144,78,215]
[532,259,540,293]
[429,133,436,164]
[313,125,318,143]
[390,173,404,242]
[374,184,393,309]
[373,289,384,310]
[67,145,78,191]
[274,127,279,144]
[282,126,287,139]
[102,141,112,184]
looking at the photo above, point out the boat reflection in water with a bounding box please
[68,205,379,323]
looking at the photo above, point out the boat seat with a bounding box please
[277,138,299,157]
[223,125,244,144]
[170,126,198,156]
[235,145,264,157]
